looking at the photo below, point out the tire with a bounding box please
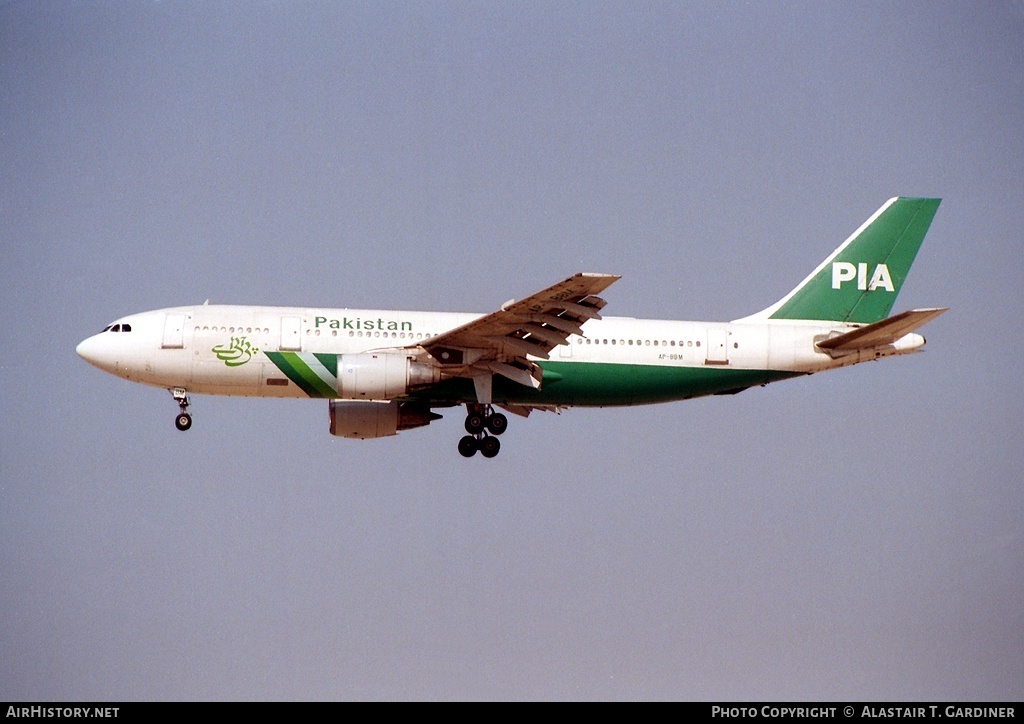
[464,413,486,435]
[458,435,478,458]
[480,435,501,458]
[485,413,508,435]
[175,413,192,431]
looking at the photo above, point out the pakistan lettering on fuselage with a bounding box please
[315,316,414,332]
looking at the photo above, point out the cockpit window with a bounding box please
[104,324,132,333]
[102,325,113,332]
[111,324,121,332]
[121,323,131,332]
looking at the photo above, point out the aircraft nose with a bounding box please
[76,334,114,371]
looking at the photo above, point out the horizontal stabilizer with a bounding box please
[816,308,948,352]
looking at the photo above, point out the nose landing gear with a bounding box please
[170,388,192,431]
[458,404,508,458]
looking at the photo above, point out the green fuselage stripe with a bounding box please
[411,361,801,407]
[265,351,337,398]
[265,352,799,404]
[313,353,338,377]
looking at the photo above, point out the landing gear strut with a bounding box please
[459,404,508,458]
[170,388,192,431]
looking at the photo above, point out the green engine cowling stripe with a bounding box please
[265,351,337,398]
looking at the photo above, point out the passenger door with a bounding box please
[162,314,186,349]
[280,316,302,351]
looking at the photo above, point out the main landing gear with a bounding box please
[458,404,508,458]
[170,388,192,431]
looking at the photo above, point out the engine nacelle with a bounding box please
[329,400,441,439]
[336,352,441,399]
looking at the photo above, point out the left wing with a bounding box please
[414,273,619,402]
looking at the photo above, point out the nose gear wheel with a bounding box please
[169,388,192,432]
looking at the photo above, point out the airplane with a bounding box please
[76,197,946,458]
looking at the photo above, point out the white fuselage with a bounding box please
[76,304,924,402]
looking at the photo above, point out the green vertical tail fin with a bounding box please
[750,197,941,324]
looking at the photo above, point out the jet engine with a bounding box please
[335,352,441,399]
[329,400,441,439]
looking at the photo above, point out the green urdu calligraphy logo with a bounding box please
[212,336,260,367]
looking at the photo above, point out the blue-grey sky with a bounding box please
[2,0,1022,701]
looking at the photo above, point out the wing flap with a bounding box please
[484,361,543,389]
[522,313,585,336]
[485,334,551,360]
[495,403,565,418]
